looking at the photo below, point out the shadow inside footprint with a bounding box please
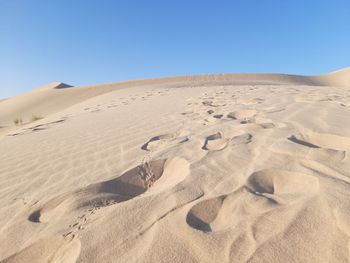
[141,134,189,151]
[142,134,173,150]
[288,135,320,148]
[98,159,166,196]
[48,119,66,125]
[186,196,225,232]
[213,114,223,119]
[240,119,254,124]
[202,132,228,151]
[28,210,41,223]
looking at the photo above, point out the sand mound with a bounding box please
[311,67,350,87]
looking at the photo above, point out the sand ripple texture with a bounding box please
[0,71,350,262]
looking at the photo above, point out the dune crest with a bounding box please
[35,82,73,91]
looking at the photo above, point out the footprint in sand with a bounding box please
[7,118,67,136]
[28,158,189,224]
[272,138,346,164]
[288,128,350,151]
[202,132,252,151]
[186,169,319,232]
[258,122,276,129]
[62,158,190,237]
[141,132,189,152]
[186,195,226,232]
[202,132,229,151]
[28,159,166,223]
[202,101,226,107]
[203,114,225,125]
[239,119,255,124]
[227,109,257,120]
[255,117,286,129]
[213,114,224,119]
[246,169,319,201]
[230,133,252,146]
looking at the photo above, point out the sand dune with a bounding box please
[1,68,349,130]
[0,68,350,262]
[311,67,350,88]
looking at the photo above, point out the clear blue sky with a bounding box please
[1,1,349,98]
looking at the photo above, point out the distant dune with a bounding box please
[0,68,349,263]
[35,82,73,90]
[310,67,350,87]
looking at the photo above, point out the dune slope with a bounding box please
[0,69,350,262]
[1,68,349,130]
[311,67,350,87]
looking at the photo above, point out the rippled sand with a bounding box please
[0,68,349,262]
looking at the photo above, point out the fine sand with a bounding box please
[0,68,350,262]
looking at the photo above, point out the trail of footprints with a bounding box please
[28,157,190,240]
[185,88,283,129]
[63,200,115,239]
[83,88,171,113]
[202,132,252,151]
[186,169,320,232]
[141,87,282,155]
[21,85,350,259]
[294,90,349,107]
[7,88,172,137]
[7,118,68,137]
[29,159,166,222]
[139,86,350,235]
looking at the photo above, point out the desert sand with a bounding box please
[0,68,350,262]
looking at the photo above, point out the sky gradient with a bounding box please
[1,0,349,98]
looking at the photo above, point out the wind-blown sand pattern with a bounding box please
[0,68,350,262]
